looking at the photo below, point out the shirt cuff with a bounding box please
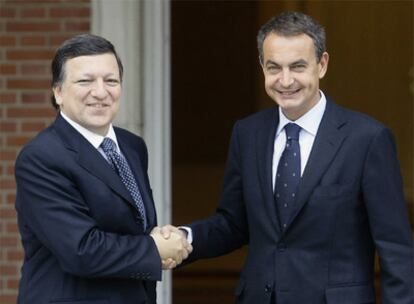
[178,226,193,244]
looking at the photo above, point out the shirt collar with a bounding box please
[60,111,119,151]
[276,90,327,137]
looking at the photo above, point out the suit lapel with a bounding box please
[117,135,157,229]
[284,100,348,232]
[256,108,282,235]
[77,142,138,208]
[53,115,138,210]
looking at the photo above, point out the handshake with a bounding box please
[150,225,193,270]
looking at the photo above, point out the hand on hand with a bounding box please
[150,225,192,270]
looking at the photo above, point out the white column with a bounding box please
[141,1,172,303]
[91,1,171,304]
[91,0,143,134]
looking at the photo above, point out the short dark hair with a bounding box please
[257,11,326,64]
[50,34,124,110]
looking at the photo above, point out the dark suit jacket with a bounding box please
[15,114,162,304]
[188,98,414,304]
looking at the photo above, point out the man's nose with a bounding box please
[90,79,108,99]
[279,69,294,87]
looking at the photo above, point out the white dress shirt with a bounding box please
[272,91,326,190]
[60,111,120,157]
[180,91,327,244]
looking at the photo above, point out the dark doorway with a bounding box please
[171,1,259,303]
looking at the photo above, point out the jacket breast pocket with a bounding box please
[311,182,357,200]
[325,284,375,304]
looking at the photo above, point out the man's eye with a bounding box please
[267,66,280,73]
[106,79,119,84]
[292,65,306,71]
[76,79,92,83]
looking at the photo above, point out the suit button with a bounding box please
[277,243,286,251]
[264,284,272,293]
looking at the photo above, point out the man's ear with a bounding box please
[318,52,329,79]
[259,57,266,75]
[52,86,63,106]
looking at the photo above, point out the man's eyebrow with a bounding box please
[74,72,118,78]
[74,73,93,79]
[265,60,280,67]
[290,59,308,66]
[265,59,308,67]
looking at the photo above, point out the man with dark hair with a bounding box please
[15,34,191,304]
[50,34,125,110]
[164,11,413,303]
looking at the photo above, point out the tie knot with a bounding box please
[101,137,117,154]
[285,123,301,141]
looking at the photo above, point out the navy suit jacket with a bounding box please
[188,98,414,304]
[15,114,162,304]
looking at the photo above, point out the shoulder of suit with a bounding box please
[22,124,59,149]
[330,101,388,135]
[113,127,146,146]
[235,107,277,129]
[16,125,62,166]
[322,99,397,148]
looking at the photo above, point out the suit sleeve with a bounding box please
[362,127,414,304]
[15,143,162,281]
[189,121,249,260]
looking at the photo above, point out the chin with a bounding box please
[275,100,302,110]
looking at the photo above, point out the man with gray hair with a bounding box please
[164,11,413,304]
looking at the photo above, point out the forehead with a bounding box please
[64,53,119,76]
[262,33,317,63]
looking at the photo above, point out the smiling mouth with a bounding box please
[277,88,301,96]
[87,103,109,108]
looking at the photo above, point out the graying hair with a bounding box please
[257,11,326,64]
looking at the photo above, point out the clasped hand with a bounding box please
[150,225,192,270]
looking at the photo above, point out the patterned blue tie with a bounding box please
[274,123,301,231]
[101,137,147,229]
